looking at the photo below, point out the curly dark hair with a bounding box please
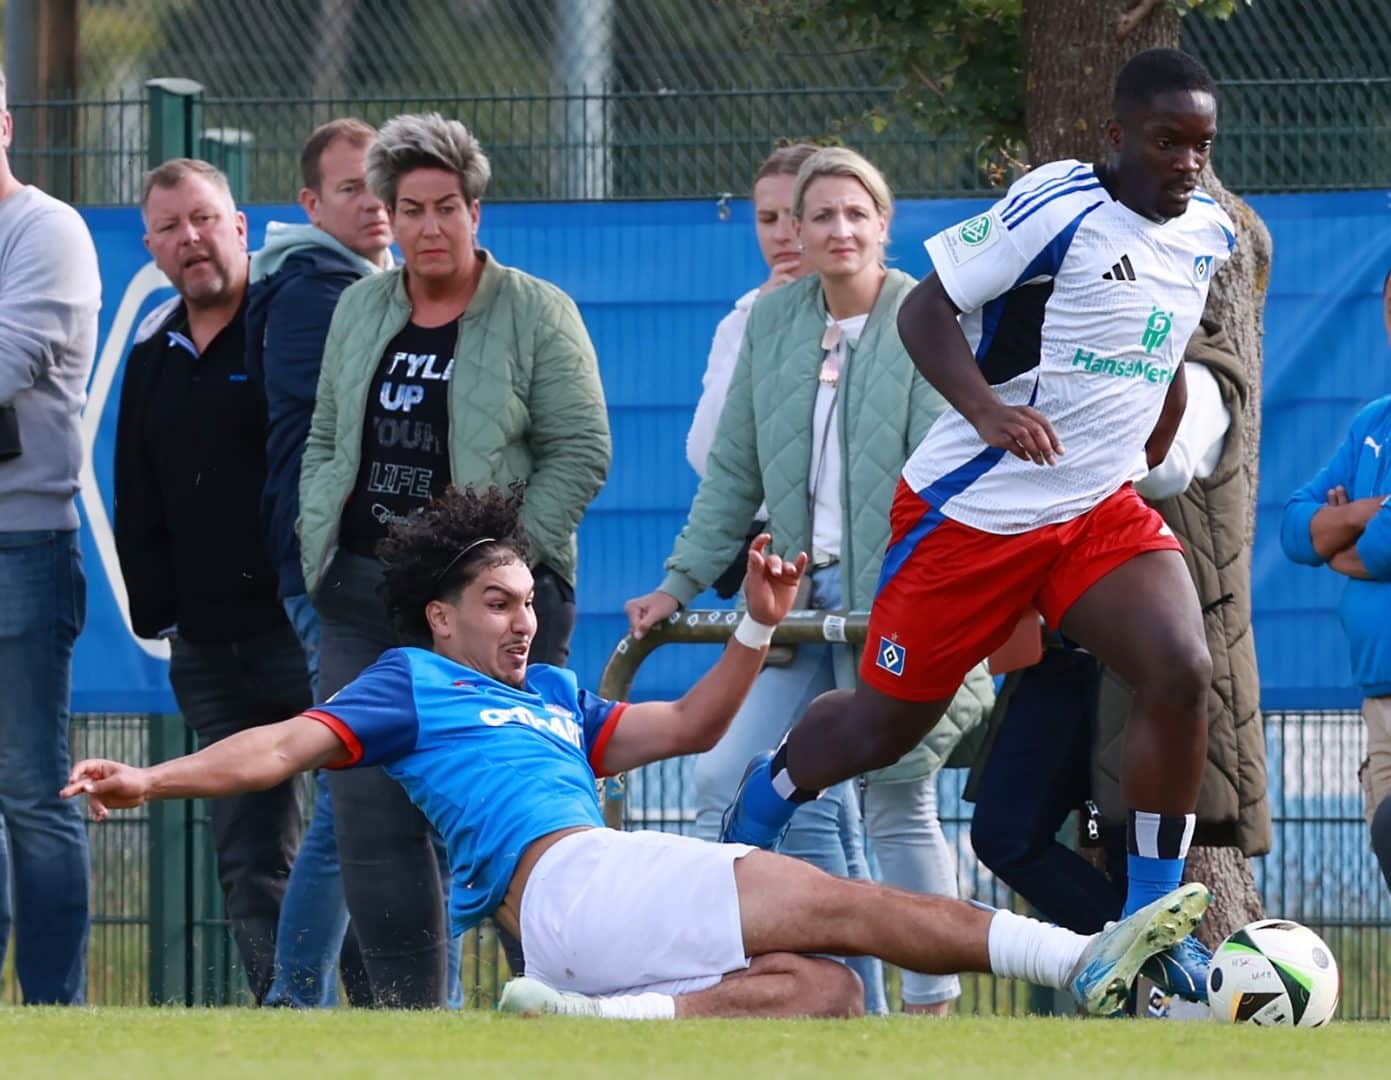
[377,483,531,639]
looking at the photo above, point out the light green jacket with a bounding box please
[660,270,992,778]
[298,251,611,593]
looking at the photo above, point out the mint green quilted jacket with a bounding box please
[298,252,611,593]
[659,270,992,778]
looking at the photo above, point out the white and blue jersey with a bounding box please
[907,159,1237,534]
[304,648,627,934]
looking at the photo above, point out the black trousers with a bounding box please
[169,623,312,1002]
[315,549,574,1007]
[969,648,1126,934]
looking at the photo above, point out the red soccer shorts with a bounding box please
[858,479,1183,701]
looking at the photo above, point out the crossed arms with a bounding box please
[1281,401,1391,582]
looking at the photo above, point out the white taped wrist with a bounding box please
[733,612,776,650]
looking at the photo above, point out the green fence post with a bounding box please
[147,713,192,1005]
[146,77,204,166]
[197,128,255,202]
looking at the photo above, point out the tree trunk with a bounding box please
[310,0,359,101]
[1023,0,1273,941]
[1024,0,1180,163]
[1184,846,1266,948]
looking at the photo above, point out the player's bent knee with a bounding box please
[856,694,947,773]
[1134,639,1211,709]
[824,959,866,1018]
[793,955,865,1019]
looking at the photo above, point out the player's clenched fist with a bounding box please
[970,402,1065,466]
[60,759,151,821]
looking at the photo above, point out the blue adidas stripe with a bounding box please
[974,295,1009,363]
[975,200,1101,368]
[1005,180,1105,230]
[999,163,1091,220]
[875,446,1007,596]
[1015,200,1105,283]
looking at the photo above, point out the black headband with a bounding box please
[430,536,498,595]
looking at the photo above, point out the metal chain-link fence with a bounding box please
[5,1,1391,202]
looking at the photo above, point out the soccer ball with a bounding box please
[1206,919,1340,1027]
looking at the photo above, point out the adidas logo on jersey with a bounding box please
[1101,254,1138,282]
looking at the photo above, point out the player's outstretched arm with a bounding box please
[898,274,1063,466]
[596,535,807,775]
[61,715,350,821]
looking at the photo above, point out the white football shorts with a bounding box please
[520,827,754,997]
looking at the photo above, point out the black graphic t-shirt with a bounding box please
[339,321,455,557]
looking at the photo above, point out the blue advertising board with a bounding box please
[71,193,1391,713]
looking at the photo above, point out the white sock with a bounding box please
[556,989,676,1020]
[987,909,1091,990]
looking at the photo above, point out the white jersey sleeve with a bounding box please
[924,160,1107,315]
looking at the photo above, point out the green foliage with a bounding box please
[1175,0,1254,18]
[739,0,1025,144]
[737,0,1253,151]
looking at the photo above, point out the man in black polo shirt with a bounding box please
[114,158,310,1003]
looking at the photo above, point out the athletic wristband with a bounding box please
[733,612,776,650]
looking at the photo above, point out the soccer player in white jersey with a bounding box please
[721,48,1234,1000]
[63,484,1206,1018]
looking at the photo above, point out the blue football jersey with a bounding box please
[305,648,627,933]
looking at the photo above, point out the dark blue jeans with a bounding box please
[168,623,311,1002]
[0,529,90,1003]
[970,649,1125,934]
[265,594,360,1008]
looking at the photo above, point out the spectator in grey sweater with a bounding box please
[0,64,102,1004]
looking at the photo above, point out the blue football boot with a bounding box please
[719,751,796,849]
[1139,933,1212,1002]
[1068,882,1210,1016]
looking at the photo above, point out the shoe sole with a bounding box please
[1082,883,1210,1017]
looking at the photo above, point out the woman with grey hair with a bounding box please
[298,112,611,1007]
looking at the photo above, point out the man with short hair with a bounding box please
[722,48,1233,995]
[0,62,101,1006]
[66,484,1209,1019]
[245,118,392,1009]
[113,159,311,1003]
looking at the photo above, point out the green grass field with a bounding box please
[0,1010,1384,1079]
